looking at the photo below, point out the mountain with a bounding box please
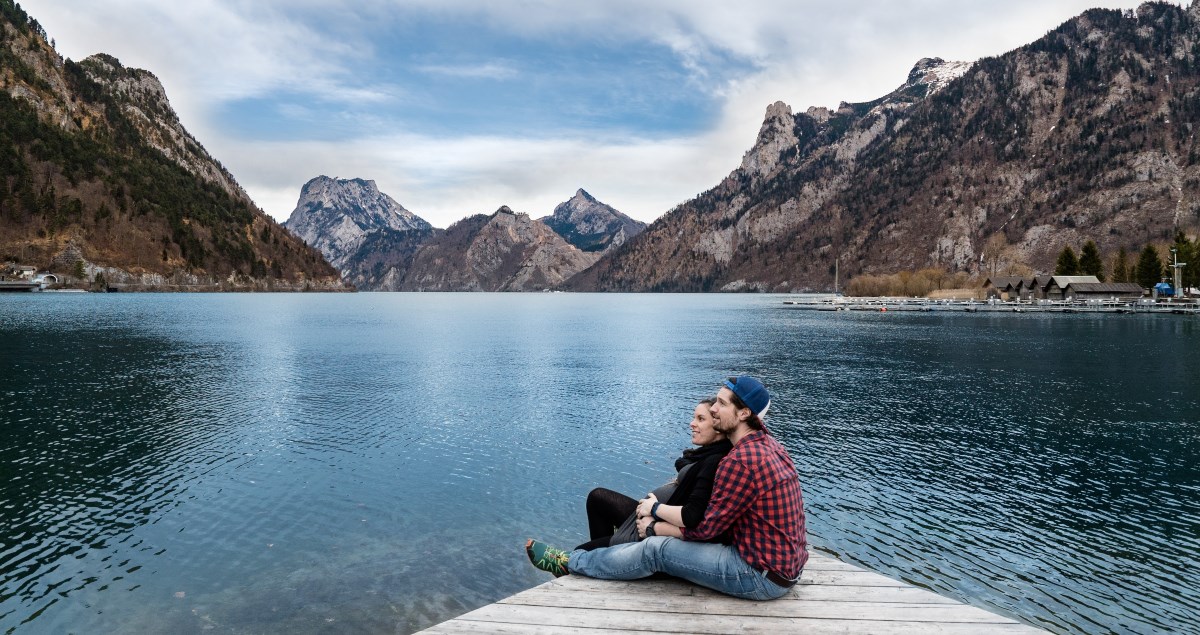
[0,1,343,290]
[569,1,1200,292]
[540,189,646,253]
[282,175,433,285]
[382,206,598,291]
[284,178,616,291]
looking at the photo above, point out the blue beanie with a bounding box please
[725,376,770,417]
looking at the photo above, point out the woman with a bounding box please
[570,398,731,552]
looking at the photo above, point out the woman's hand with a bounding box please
[637,493,658,518]
[636,515,654,538]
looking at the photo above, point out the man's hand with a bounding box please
[637,493,658,518]
[636,515,654,538]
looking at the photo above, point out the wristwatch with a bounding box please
[645,521,657,537]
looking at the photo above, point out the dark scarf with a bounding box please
[674,438,733,472]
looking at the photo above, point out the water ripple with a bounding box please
[1,295,1198,633]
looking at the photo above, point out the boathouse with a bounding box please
[1021,275,1053,300]
[982,276,1023,300]
[1063,282,1145,301]
[1043,275,1100,300]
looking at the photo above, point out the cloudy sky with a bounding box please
[23,0,1175,228]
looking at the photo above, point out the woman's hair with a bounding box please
[698,398,716,408]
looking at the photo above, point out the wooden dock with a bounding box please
[416,551,1047,634]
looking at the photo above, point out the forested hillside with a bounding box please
[0,1,341,289]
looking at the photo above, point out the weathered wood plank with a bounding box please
[420,621,1042,635]
[529,568,912,592]
[525,576,961,604]
[432,604,1046,634]
[499,589,1019,623]
[419,623,678,635]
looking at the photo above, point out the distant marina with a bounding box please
[784,295,1200,315]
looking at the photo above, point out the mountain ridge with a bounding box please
[568,1,1200,292]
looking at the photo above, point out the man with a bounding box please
[526,375,807,600]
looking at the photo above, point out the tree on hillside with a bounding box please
[1055,246,1080,275]
[1135,244,1163,289]
[1079,240,1105,281]
[1111,247,1130,283]
[1172,230,1196,289]
[983,233,1007,277]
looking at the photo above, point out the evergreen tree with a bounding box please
[1172,230,1196,290]
[1079,240,1105,281]
[1055,246,1080,275]
[1135,244,1163,289]
[1112,246,1130,283]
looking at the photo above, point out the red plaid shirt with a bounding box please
[680,430,807,579]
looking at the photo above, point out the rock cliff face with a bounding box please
[0,2,342,289]
[540,189,646,253]
[283,176,432,274]
[571,3,1200,291]
[384,207,598,291]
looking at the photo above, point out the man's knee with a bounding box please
[639,536,672,567]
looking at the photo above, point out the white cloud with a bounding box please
[416,61,520,80]
[22,0,1179,229]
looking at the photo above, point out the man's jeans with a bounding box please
[567,536,793,601]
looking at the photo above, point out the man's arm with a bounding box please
[635,454,721,529]
[636,495,685,527]
[637,515,683,539]
[680,456,758,542]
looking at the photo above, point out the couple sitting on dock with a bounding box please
[525,376,808,601]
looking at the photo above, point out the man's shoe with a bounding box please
[525,539,569,577]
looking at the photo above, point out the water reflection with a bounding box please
[0,323,214,630]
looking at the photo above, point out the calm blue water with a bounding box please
[0,293,1197,634]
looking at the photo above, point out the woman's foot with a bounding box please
[525,539,570,577]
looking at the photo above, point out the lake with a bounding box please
[1,293,1197,634]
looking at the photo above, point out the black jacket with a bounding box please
[666,439,733,529]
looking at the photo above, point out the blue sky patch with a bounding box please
[216,13,753,141]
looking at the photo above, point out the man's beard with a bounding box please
[712,416,736,434]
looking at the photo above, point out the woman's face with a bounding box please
[690,403,724,446]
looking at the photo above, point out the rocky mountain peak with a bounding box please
[740,101,797,178]
[283,176,431,271]
[904,57,972,94]
[79,54,254,206]
[540,189,646,253]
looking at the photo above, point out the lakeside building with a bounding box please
[0,263,60,291]
[985,275,1146,301]
[1044,275,1101,300]
[1064,282,1146,300]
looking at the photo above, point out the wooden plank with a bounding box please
[419,622,679,635]
[525,577,961,604]
[435,604,1046,635]
[530,568,911,592]
[499,590,1020,623]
